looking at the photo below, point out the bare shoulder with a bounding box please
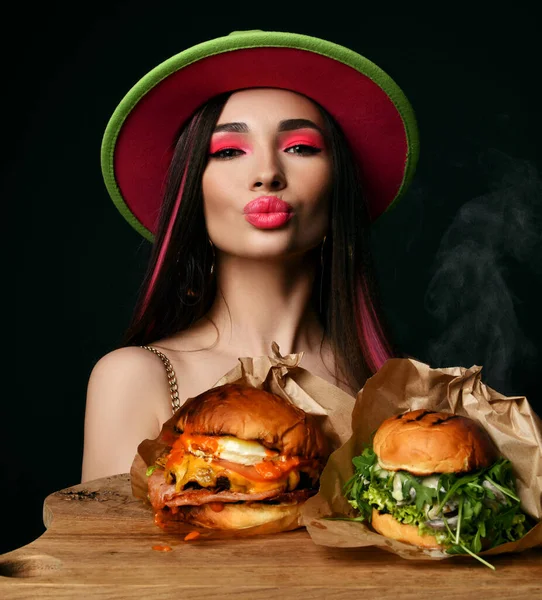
[88,346,176,422]
[89,346,168,381]
[81,346,174,483]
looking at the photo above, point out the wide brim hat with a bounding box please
[101,30,419,242]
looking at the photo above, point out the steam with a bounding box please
[424,149,541,393]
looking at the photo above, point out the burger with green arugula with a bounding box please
[344,409,534,567]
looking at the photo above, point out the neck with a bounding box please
[205,251,324,358]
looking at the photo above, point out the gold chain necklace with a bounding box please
[141,345,181,413]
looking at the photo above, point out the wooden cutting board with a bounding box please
[1,474,540,599]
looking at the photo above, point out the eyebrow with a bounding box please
[213,118,324,134]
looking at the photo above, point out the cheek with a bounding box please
[294,160,333,205]
[201,166,243,241]
[315,159,333,190]
[201,169,214,209]
[294,161,332,236]
[202,166,234,212]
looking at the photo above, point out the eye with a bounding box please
[285,144,322,156]
[209,148,245,160]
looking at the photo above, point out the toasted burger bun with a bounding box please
[157,501,302,533]
[175,383,329,459]
[371,509,442,549]
[373,409,498,476]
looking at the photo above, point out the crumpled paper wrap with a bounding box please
[302,357,542,560]
[130,342,356,538]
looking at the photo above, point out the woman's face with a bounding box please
[202,88,332,259]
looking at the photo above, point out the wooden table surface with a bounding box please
[1,474,540,599]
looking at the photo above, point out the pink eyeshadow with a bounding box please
[279,130,324,149]
[209,133,252,154]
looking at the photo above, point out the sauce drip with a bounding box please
[152,544,172,552]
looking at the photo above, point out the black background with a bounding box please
[3,5,541,554]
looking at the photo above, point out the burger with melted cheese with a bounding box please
[344,409,533,559]
[146,383,329,533]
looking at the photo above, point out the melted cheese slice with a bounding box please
[169,454,289,494]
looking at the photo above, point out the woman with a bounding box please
[81,30,419,482]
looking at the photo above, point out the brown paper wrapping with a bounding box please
[130,342,356,538]
[302,358,542,560]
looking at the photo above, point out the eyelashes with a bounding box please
[209,147,245,160]
[285,144,322,155]
[209,144,323,160]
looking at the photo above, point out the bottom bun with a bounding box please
[156,502,303,535]
[371,509,443,549]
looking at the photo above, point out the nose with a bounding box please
[249,149,286,192]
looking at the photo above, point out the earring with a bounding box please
[319,236,327,314]
[320,236,326,268]
[209,238,215,276]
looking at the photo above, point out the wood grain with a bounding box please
[0,474,540,599]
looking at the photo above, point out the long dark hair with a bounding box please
[122,91,397,390]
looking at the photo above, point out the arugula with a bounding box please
[343,447,377,519]
[351,447,377,480]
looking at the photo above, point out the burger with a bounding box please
[145,383,329,534]
[344,409,533,559]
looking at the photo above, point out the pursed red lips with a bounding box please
[243,196,294,229]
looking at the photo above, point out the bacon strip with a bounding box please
[147,469,314,509]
